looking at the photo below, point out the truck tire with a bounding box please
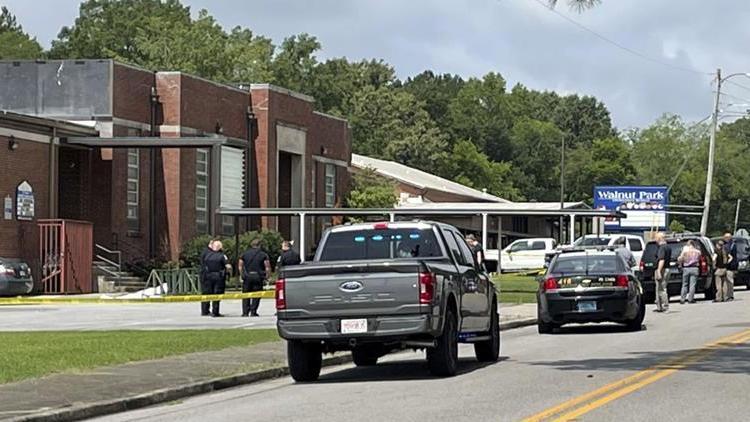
[474,301,500,362]
[427,308,459,376]
[352,347,379,366]
[287,340,322,382]
[537,319,555,334]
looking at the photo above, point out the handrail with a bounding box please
[94,243,122,282]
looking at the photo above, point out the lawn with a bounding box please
[0,329,279,384]
[493,273,540,304]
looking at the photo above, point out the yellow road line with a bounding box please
[523,328,750,422]
[0,290,275,305]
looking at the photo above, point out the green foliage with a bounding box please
[271,33,321,93]
[402,71,465,131]
[439,140,522,200]
[669,219,686,233]
[180,234,214,268]
[346,168,397,209]
[509,118,565,201]
[0,6,43,59]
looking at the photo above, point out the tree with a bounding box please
[348,85,449,172]
[438,140,522,200]
[448,72,513,161]
[564,137,635,202]
[0,6,43,59]
[509,118,565,201]
[223,27,276,84]
[402,71,465,132]
[50,0,192,60]
[346,168,397,209]
[308,58,396,115]
[271,33,321,94]
[548,0,602,11]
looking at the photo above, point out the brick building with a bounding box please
[0,59,351,270]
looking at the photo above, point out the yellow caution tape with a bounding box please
[0,290,275,306]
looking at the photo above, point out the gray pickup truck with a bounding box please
[276,221,500,382]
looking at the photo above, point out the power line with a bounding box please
[530,0,712,76]
[718,91,750,104]
[667,115,711,192]
[725,79,750,93]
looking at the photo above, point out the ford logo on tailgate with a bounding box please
[339,281,363,292]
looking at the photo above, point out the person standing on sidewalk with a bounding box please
[723,232,737,301]
[200,239,217,316]
[239,239,271,317]
[654,233,671,313]
[714,240,732,302]
[278,240,301,268]
[677,240,701,304]
[202,240,231,317]
[614,237,636,269]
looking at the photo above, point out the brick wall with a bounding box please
[0,135,50,268]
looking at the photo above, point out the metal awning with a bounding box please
[218,207,627,265]
[64,136,228,148]
[216,207,625,218]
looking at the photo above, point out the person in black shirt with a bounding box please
[202,240,231,317]
[723,232,737,301]
[714,240,733,302]
[465,234,484,266]
[654,233,671,312]
[278,240,302,268]
[238,239,271,317]
[199,239,217,316]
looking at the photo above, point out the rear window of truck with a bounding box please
[318,228,443,261]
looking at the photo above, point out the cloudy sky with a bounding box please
[4,0,750,129]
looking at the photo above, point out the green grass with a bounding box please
[0,329,279,384]
[493,273,539,304]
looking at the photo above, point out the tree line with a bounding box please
[2,1,749,234]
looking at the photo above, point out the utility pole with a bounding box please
[734,198,741,233]
[700,68,721,236]
[559,135,566,244]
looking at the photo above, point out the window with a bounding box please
[510,241,529,253]
[220,147,245,235]
[452,231,477,267]
[195,149,209,234]
[324,164,336,208]
[318,228,442,262]
[628,238,643,252]
[126,149,139,232]
[441,228,463,263]
[530,241,547,250]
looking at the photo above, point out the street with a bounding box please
[94,291,750,422]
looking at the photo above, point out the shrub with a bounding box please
[180,230,284,270]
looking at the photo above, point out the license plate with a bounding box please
[577,301,597,312]
[341,319,368,334]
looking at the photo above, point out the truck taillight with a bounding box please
[542,277,559,292]
[615,275,629,288]
[419,272,435,304]
[275,278,286,310]
[699,255,708,276]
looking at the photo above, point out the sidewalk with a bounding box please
[0,303,536,422]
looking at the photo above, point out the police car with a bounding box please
[537,248,645,334]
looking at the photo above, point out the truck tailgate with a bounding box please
[282,261,423,318]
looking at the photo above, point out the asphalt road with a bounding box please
[95,291,750,422]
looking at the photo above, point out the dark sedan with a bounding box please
[0,258,34,296]
[537,249,645,333]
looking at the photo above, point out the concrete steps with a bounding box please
[93,261,145,293]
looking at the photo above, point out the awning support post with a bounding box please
[569,214,576,245]
[481,213,488,254]
[299,212,306,262]
[497,216,503,274]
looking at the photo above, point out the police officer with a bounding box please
[202,240,231,317]
[199,239,217,316]
[238,239,271,317]
[278,240,301,268]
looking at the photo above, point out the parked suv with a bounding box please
[640,234,716,303]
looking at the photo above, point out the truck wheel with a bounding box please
[474,301,500,362]
[287,340,322,382]
[427,308,459,376]
[538,319,555,334]
[352,347,379,366]
[625,296,645,332]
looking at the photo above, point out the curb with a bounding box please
[8,319,537,422]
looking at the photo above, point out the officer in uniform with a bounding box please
[238,239,271,317]
[199,239,216,316]
[278,240,301,268]
[202,240,231,317]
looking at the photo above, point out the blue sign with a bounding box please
[594,186,668,232]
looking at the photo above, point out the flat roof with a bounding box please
[351,154,510,203]
[398,201,589,211]
[0,110,99,137]
[217,207,624,218]
[64,136,228,148]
